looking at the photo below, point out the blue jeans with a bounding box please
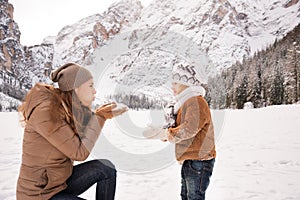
[181,159,215,200]
[50,159,116,200]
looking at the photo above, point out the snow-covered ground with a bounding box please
[1,105,300,200]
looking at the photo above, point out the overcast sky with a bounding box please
[9,0,152,46]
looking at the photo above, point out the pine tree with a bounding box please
[236,74,248,109]
[252,64,263,108]
[270,67,284,105]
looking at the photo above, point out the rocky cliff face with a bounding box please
[52,0,143,67]
[0,0,22,72]
[0,0,53,102]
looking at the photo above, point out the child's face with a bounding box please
[171,82,188,95]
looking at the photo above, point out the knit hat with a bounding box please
[171,61,205,86]
[50,63,93,91]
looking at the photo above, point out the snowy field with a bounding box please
[1,105,300,200]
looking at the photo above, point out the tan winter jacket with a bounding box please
[16,84,105,200]
[169,96,216,161]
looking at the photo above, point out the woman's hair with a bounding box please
[57,89,77,131]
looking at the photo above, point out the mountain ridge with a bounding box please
[1,0,300,110]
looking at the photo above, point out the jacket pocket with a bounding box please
[19,165,49,189]
[44,161,73,190]
[34,169,48,188]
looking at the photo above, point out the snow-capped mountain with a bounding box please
[122,0,300,69]
[0,0,142,109]
[89,0,300,101]
[1,0,300,108]
[51,0,143,67]
[50,0,300,71]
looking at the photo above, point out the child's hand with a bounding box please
[143,125,168,140]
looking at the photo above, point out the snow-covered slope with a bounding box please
[131,0,250,69]
[231,0,300,53]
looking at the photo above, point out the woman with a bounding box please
[17,63,127,200]
[166,62,216,200]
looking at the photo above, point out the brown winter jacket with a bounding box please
[16,84,105,200]
[168,96,216,161]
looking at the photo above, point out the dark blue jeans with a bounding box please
[181,159,215,200]
[50,159,116,200]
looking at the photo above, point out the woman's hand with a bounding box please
[95,102,128,120]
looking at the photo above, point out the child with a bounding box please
[166,61,216,200]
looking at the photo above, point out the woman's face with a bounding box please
[171,82,188,95]
[75,78,96,107]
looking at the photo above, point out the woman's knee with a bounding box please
[91,159,117,179]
